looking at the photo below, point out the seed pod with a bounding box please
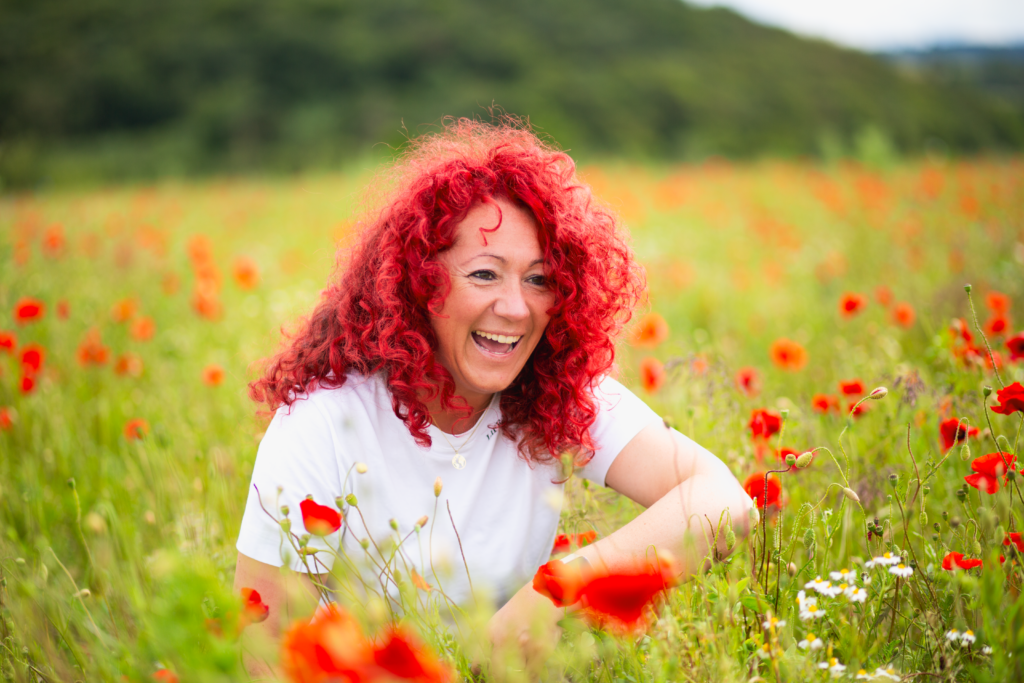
[843,487,861,503]
[345,493,358,507]
[299,547,318,556]
[955,488,967,502]
[335,496,346,510]
[785,453,797,466]
[950,516,961,529]
[434,477,443,497]
[942,511,949,521]
[796,452,813,469]
[933,522,941,533]
[359,539,370,550]
[780,409,789,419]
[1009,470,1018,482]
[888,474,898,488]
[389,518,399,531]
[280,518,292,533]
[280,505,290,516]
[355,462,368,474]
[964,284,972,293]
[923,484,931,496]
[869,387,888,400]
[982,385,992,398]
[932,533,939,542]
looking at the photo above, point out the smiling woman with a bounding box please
[232,119,753,677]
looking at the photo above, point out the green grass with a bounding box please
[0,156,1023,682]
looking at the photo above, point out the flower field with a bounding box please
[1,156,1023,682]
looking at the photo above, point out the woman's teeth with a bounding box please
[474,331,522,344]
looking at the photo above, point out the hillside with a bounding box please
[1,0,1022,185]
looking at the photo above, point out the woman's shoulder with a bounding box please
[277,371,389,419]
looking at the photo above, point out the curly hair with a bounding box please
[250,118,645,466]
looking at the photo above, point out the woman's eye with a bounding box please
[470,270,496,281]
[527,275,548,287]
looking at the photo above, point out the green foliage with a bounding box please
[2,0,1023,187]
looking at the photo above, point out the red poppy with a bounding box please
[76,328,110,366]
[984,315,1010,337]
[847,400,871,418]
[240,587,270,625]
[630,313,669,348]
[233,256,261,290]
[56,300,70,320]
[110,298,137,323]
[735,366,761,398]
[14,298,45,324]
[202,363,225,387]
[20,344,45,374]
[300,498,342,536]
[532,559,589,607]
[1004,532,1024,553]
[748,408,781,440]
[0,330,15,354]
[892,302,915,328]
[639,357,665,394]
[192,288,223,321]
[941,552,983,571]
[811,393,839,414]
[950,318,974,345]
[130,316,156,341]
[579,561,678,634]
[874,285,893,307]
[838,379,865,396]
[552,530,597,555]
[162,271,181,295]
[281,604,372,683]
[124,418,149,441]
[769,337,807,371]
[743,472,781,509]
[42,224,65,257]
[0,407,12,431]
[939,418,979,452]
[986,291,1011,314]
[990,382,1024,416]
[775,447,802,470]
[373,625,453,682]
[114,353,144,377]
[839,292,867,318]
[153,670,178,683]
[1007,333,1024,362]
[20,375,35,394]
[964,452,1017,494]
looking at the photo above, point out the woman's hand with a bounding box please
[486,581,564,680]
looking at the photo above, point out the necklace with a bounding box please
[434,409,486,470]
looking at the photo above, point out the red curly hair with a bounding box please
[250,119,644,466]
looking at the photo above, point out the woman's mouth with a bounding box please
[472,331,521,356]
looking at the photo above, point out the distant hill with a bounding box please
[880,43,1024,110]
[1,0,1022,186]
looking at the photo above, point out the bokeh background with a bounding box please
[1,0,1022,188]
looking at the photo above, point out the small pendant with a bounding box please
[451,453,467,470]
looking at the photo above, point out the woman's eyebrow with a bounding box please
[461,254,544,267]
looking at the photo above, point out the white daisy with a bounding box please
[820,582,845,598]
[762,615,786,630]
[961,630,976,645]
[982,646,993,655]
[830,568,858,582]
[847,586,868,603]
[889,563,913,578]
[866,552,900,568]
[855,670,872,681]
[797,590,809,605]
[945,629,960,642]
[805,576,828,591]
[873,666,900,680]
[818,658,846,677]
[798,632,824,650]
[800,602,825,620]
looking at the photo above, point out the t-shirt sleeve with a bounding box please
[236,395,343,573]
[578,375,663,487]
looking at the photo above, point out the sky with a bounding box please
[688,0,1024,51]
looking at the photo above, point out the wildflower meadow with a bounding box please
[1,156,1023,682]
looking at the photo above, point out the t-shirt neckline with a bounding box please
[426,392,500,454]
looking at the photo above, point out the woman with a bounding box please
[233,120,752,675]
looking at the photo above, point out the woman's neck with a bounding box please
[427,393,492,435]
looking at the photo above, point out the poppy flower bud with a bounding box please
[787,562,797,577]
[359,539,370,550]
[888,474,898,487]
[955,488,967,502]
[725,526,736,548]
[434,477,443,497]
[67,478,76,490]
[749,505,760,526]
[983,385,992,398]
[919,511,928,527]
[389,518,398,531]
[345,493,358,507]
[843,487,860,503]
[973,540,982,556]
[280,518,291,533]
[415,515,428,529]
[299,547,318,556]
[964,284,972,293]
[785,453,797,466]
[803,529,815,546]
[869,387,887,400]
[280,505,290,516]
[996,435,1012,452]
[796,452,813,468]
[355,462,368,474]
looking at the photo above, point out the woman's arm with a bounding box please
[233,552,320,679]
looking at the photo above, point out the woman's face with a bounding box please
[432,198,555,410]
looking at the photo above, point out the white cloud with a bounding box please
[687,0,1024,50]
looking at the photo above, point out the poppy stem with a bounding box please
[888,577,900,644]
[446,500,476,604]
[965,287,1006,389]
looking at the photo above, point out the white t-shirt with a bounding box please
[235,372,661,605]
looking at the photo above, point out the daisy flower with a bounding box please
[830,568,857,582]
[798,632,824,650]
[855,671,871,681]
[820,582,844,598]
[800,602,825,621]
[889,563,913,578]
[762,614,786,630]
[805,576,829,591]
[866,552,900,568]
[945,629,960,642]
[961,630,976,645]
[982,646,993,655]
[818,658,846,677]
[873,666,900,681]
[847,586,868,603]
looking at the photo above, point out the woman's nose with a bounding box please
[493,281,530,320]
